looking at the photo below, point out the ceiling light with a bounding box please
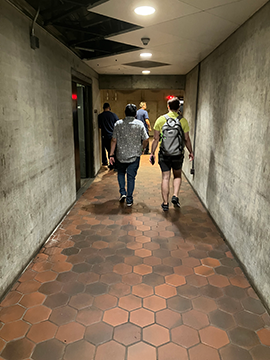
[134,6,155,15]
[140,53,152,58]
[142,70,150,75]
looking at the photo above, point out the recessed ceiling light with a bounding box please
[134,6,155,16]
[142,70,150,75]
[140,53,152,58]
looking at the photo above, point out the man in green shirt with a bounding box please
[150,97,194,211]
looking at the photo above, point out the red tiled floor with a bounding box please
[143,295,166,311]
[23,305,52,324]
[19,292,46,307]
[95,340,125,360]
[55,322,85,344]
[155,284,177,298]
[0,157,269,359]
[156,308,182,329]
[93,294,117,310]
[133,264,152,275]
[0,320,30,341]
[182,309,209,329]
[199,325,230,348]
[114,323,141,345]
[165,274,186,286]
[158,343,188,360]
[189,343,220,360]
[127,342,156,360]
[0,292,22,307]
[118,295,141,311]
[103,308,128,326]
[143,324,170,346]
[27,321,57,343]
[130,308,154,327]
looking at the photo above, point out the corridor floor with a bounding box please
[1,155,270,360]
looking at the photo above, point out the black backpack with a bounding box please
[160,114,185,156]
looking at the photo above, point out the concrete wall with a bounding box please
[184,3,270,307]
[99,75,185,90]
[0,0,100,298]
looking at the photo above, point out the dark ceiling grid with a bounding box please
[10,0,144,60]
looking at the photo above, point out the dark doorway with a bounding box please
[72,77,94,193]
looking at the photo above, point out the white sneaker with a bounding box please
[119,195,126,203]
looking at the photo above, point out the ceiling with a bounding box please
[11,0,268,75]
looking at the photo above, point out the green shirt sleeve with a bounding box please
[153,115,166,132]
[180,117,190,133]
[154,115,190,133]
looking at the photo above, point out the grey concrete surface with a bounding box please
[99,75,185,89]
[0,0,100,298]
[184,3,270,308]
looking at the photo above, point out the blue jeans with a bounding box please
[116,157,140,204]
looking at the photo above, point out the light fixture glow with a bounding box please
[140,53,152,58]
[134,6,155,15]
[142,70,151,75]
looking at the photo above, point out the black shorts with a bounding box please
[158,152,184,172]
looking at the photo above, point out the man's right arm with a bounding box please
[150,130,160,161]
[109,137,117,165]
[145,118,151,131]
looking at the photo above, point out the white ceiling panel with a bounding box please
[107,27,182,47]
[84,0,267,75]
[207,0,269,25]
[149,12,239,46]
[179,0,242,11]
[90,0,201,26]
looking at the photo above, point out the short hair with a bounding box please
[167,97,180,111]
[125,104,137,117]
[103,102,110,110]
[139,102,146,108]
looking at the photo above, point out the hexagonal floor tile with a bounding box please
[95,340,125,360]
[158,343,188,360]
[130,308,155,327]
[55,322,85,344]
[143,324,170,346]
[143,295,166,312]
[127,341,156,360]
[103,308,128,326]
[171,325,200,348]
[114,323,141,345]
[118,295,142,311]
[84,321,113,345]
[199,326,229,348]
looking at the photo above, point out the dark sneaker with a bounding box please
[161,203,169,211]
[172,196,180,208]
[126,201,133,207]
[119,194,126,203]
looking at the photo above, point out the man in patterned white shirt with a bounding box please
[109,104,149,207]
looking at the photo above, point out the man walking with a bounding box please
[150,97,194,211]
[136,102,151,154]
[98,103,119,168]
[109,104,149,207]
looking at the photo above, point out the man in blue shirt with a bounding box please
[98,103,119,168]
[136,102,151,154]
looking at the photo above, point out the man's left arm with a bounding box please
[184,132,194,161]
[109,137,117,165]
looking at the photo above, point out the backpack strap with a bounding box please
[164,114,182,122]
[164,114,170,121]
